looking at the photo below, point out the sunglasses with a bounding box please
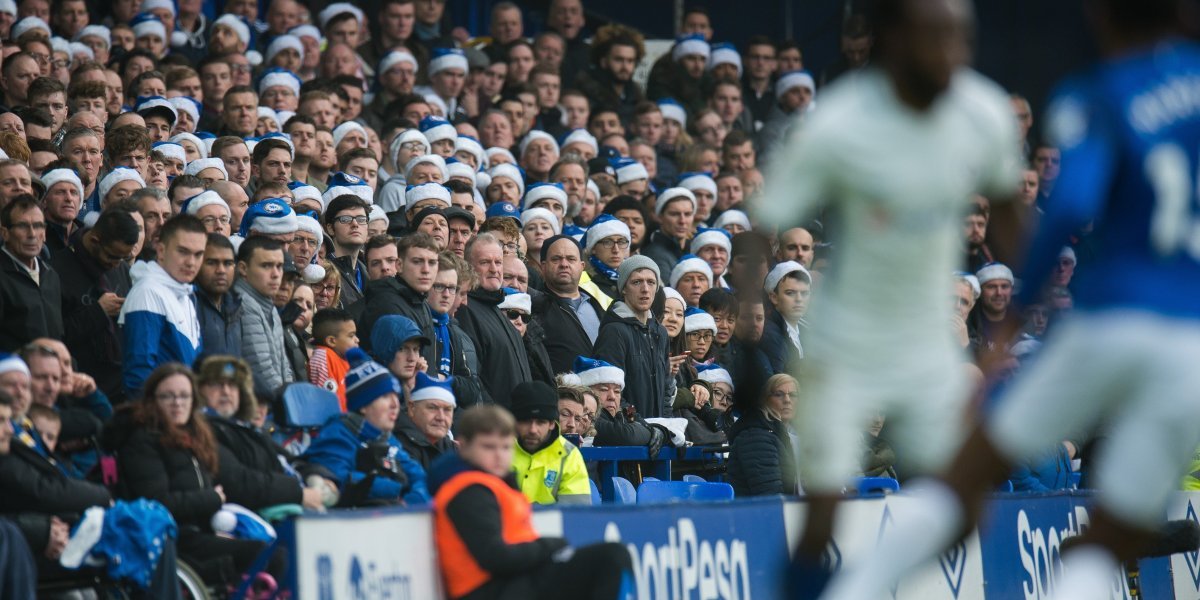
[505,310,531,324]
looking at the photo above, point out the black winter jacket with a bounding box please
[394,412,456,472]
[456,288,531,408]
[0,250,64,351]
[208,413,303,509]
[727,408,798,497]
[531,290,601,376]
[593,302,672,419]
[592,403,654,447]
[759,310,803,375]
[0,441,112,554]
[107,420,223,532]
[50,239,131,400]
[523,319,555,386]
[448,318,491,408]
[359,275,439,366]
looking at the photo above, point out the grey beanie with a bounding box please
[618,255,662,292]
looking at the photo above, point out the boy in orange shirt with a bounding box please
[308,308,359,410]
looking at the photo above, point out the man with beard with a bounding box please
[195,234,242,359]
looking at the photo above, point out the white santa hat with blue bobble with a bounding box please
[684,307,717,334]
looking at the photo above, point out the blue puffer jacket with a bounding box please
[302,413,430,506]
[1008,444,1073,492]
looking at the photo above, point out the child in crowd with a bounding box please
[308,308,359,411]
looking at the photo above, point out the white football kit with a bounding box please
[758,68,1022,491]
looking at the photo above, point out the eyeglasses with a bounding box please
[335,215,369,225]
[201,215,231,227]
[712,388,733,403]
[314,283,339,294]
[501,242,519,253]
[505,310,530,323]
[686,331,714,342]
[51,59,69,70]
[595,238,630,250]
[432,283,459,295]
[400,141,426,152]
[155,392,192,404]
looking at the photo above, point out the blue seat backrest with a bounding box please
[856,477,900,495]
[281,383,342,428]
[637,481,735,504]
[589,479,602,505]
[682,474,706,483]
[611,477,637,505]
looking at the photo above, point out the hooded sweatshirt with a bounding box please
[119,261,201,396]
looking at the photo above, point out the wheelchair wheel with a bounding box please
[176,560,212,600]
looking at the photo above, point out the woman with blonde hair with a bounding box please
[312,259,341,310]
[726,372,799,497]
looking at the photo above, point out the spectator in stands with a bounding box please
[360,233,440,367]
[308,308,358,409]
[821,14,872,85]
[510,380,591,505]
[593,256,671,418]
[1033,143,1060,204]
[641,188,697,277]
[50,209,135,400]
[195,355,328,511]
[302,348,429,507]
[431,405,632,599]
[106,362,283,587]
[233,237,293,396]
[671,253,713,308]
[323,194,371,308]
[396,372,457,470]
[120,215,206,397]
[776,227,815,269]
[760,261,810,374]
[534,235,602,374]
[970,263,1023,356]
[369,314,431,400]
[194,234,242,360]
[742,36,777,130]
[580,213,630,307]
[575,356,665,450]
[547,0,589,87]
[673,364,729,445]
[1052,246,1076,288]
[458,233,531,407]
[0,196,63,351]
[727,373,799,497]
[574,24,645,124]
[756,69,815,161]
[964,203,993,273]
[557,385,595,439]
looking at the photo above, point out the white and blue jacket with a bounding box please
[119,261,202,397]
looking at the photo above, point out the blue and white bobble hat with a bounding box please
[411,372,456,406]
[519,130,559,158]
[152,141,186,166]
[239,198,298,238]
[696,363,734,390]
[708,43,742,76]
[677,171,717,198]
[671,33,710,62]
[343,347,400,412]
[776,70,816,101]
[487,163,525,198]
[559,129,598,155]
[445,157,476,184]
[684,307,717,334]
[497,287,531,313]
[10,16,49,40]
[404,153,449,181]
[322,172,374,207]
[405,182,452,210]
[582,213,630,255]
[428,47,468,75]
[671,253,714,288]
[265,34,304,64]
[379,49,419,77]
[40,168,83,201]
[419,115,457,146]
[74,24,110,47]
[713,209,751,232]
[332,121,368,149]
[454,135,485,168]
[99,167,146,199]
[523,182,567,211]
[764,260,811,293]
[294,214,327,283]
[183,157,227,179]
[690,227,732,254]
[288,181,322,207]
[520,207,560,235]
[658,98,687,127]
[181,190,229,217]
[611,157,648,185]
[655,187,697,216]
[573,356,624,389]
[130,13,166,41]
[135,96,177,125]
[258,68,302,98]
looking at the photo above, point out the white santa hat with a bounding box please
[41,168,84,201]
[684,307,718,334]
[332,121,368,149]
[379,50,418,76]
[671,254,714,288]
[560,129,598,155]
[518,130,559,158]
[713,209,751,232]
[497,289,531,313]
[575,356,624,389]
[170,133,206,160]
[405,182,451,210]
[265,34,303,64]
[654,187,697,215]
[99,167,146,199]
[184,158,228,179]
[405,154,448,182]
[182,190,229,217]
[520,207,560,235]
[764,260,811,293]
[690,228,731,254]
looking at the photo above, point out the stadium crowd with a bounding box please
[0,0,1073,596]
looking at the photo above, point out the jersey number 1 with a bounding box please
[1147,142,1200,258]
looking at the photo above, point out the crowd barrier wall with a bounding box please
[277,491,1200,599]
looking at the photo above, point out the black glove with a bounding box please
[278,301,303,327]
[646,424,666,458]
[355,442,409,488]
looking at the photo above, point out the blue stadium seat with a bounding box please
[856,477,900,495]
[611,477,637,505]
[279,383,341,428]
[637,481,735,504]
[642,477,660,482]
[682,474,707,483]
[589,479,602,505]
[998,480,1015,492]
